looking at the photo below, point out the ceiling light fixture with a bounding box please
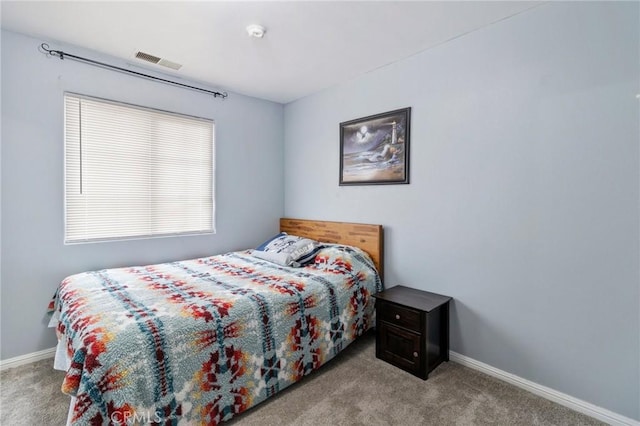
[246,24,266,38]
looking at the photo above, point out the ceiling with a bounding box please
[1,1,541,104]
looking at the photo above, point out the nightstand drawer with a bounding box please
[378,301,421,332]
[377,321,421,375]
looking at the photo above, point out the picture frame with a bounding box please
[339,107,410,185]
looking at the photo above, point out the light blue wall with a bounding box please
[284,2,639,420]
[0,30,284,359]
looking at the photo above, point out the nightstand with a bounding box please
[373,286,452,380]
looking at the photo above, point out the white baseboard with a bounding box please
[449,351,639,426]
[0,347,56,371]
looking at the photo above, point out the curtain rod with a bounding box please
[40,43,228,99]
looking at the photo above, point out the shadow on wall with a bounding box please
[449,300,535,376]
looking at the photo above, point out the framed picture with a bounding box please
[339,107,410,185]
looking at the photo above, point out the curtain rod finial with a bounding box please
[40,42,64,60]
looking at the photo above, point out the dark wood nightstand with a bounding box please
[373,286,452,380]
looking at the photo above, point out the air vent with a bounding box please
[134,51,183,71]
[135,51,161,64]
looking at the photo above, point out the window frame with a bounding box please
[63,92,216,244]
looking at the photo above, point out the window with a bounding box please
[64,94,214,243]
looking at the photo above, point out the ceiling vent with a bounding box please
[135,51,161,64]
[134,51,182,70]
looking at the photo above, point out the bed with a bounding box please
[49,218,384,425]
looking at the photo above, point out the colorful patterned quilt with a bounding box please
[49,245,382,425]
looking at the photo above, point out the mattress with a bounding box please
[49,245,382,425]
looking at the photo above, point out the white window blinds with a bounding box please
[64,94,214,243]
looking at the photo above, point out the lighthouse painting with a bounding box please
[339,107,410,185]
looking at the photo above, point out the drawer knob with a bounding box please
[413,351,419,358]
[395,314,400,320]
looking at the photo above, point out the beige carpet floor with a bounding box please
[1,334,602,425]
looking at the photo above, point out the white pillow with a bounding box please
[253,232,322,267]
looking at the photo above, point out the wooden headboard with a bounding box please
[280,218,384,280]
